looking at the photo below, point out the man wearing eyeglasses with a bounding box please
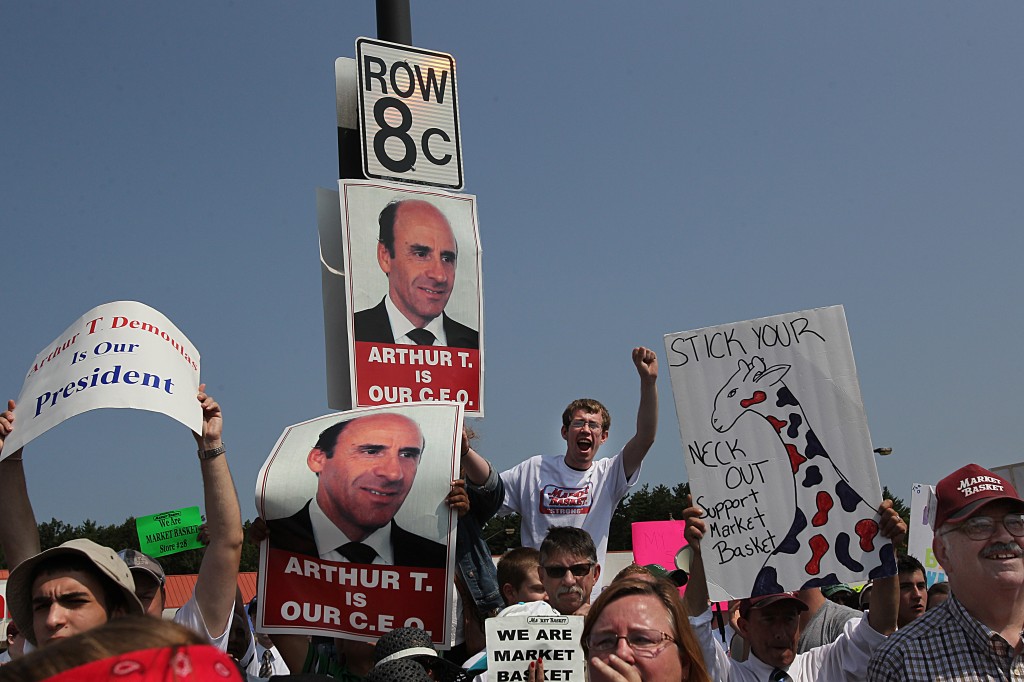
[868,463,1024,682]
[538,526,601,616]
[499,347,658,593]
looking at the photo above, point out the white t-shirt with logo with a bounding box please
[500,448,638,588]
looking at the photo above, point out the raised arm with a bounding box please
[621,347,658,478]
[190,385,244,639]
[867,499,906,636]
[682,496,711,617]
[0,400,41,568]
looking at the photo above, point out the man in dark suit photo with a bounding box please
[354,199,478,349]
[266,412,447,568]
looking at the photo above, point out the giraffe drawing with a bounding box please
[711,356,896,596]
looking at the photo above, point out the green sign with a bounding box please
[136,506,203,557]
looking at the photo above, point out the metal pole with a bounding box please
[376,0,412,45]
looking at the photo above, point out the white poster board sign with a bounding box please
[485,614,585,682]
[339,180,483,415]
[908,483,947,587]
[255,401,461,646]
[3,302,201,458]
[664,305,894,600]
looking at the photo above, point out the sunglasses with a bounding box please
[542,562,594,578]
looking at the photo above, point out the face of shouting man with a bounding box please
[562,409,609,470]
[309,413,424,543]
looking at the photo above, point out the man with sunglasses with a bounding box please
[868,463,1024,682]
[539,527,601,616]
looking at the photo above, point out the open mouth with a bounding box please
[576,438,593,453]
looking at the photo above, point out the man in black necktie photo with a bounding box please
[353,198,478,349]
[266,411,447,568]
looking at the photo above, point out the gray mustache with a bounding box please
[981,542,1023,558]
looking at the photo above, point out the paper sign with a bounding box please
[3,302,201,458]
[486,614,585,682]
[136,506,203,557]
[908,483,946,586]
[664,305,894,600]
[631,520,688,595]
[255,401,461,645]
[339,180,484,415]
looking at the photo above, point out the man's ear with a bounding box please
[501,583,516,605]
[592,563,601,583]
[377,241,392,276]
[598,429,609,445]
[308,448,326,474]
[561,425,569,442]
[735,615,750,639]
[932,534,949,574]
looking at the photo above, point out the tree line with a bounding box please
[0,484,909,573]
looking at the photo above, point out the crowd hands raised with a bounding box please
[3,346,1021,682]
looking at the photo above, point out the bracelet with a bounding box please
[198,443,226,460]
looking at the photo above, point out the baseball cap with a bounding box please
[117,549,166,587]
[739,591,808,618]
[642,563,689,587]
[933,463,1024,529]
[7,539,145,645]
[372,627,465,682]
[821,583,854,599]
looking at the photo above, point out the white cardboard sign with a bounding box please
[485,614,585,682]
[3,301,201,457]
[664,305,893,600]
[908,483,947,586]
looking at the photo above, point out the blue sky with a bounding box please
[2,2,1023,525]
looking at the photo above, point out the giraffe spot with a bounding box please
[835,480,861,512]
[741,391,767,408]
[776,508,808,555]
[776,386,799,407]
[786,413,802,439]
[800,573,840,591]
[805,430,827,459]
[869,543,897,580]
[855,518,879,552]
[812,492,834,527]
[766,415,787,433]
[801,466,823,488]
[806,534,829,575]
[835,533,864,572]
[752,566,784,597]
[786,444,807,473]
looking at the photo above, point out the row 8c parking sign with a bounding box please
[356,37,463,190]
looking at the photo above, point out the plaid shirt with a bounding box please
[868,594,1024,682]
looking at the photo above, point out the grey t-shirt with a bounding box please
[798,599,863,653]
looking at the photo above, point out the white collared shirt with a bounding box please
[309,496,394,564]
[385,295,448,346]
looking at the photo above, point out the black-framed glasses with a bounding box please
[569,419,603,431]
[588,629,676,658]
[940,513,1024,540]
[542,562,594,579]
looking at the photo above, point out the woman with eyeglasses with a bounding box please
[581,578,710,682]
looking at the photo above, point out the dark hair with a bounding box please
[378,200,404,257]
[897,554,925,577]
[562,399,610,431]
[0,617,205,682]
[32,555,130,619]
[539,527,597,565]
[497,547,541,603]
[582,578,710,682]
[312,418,354,458]
[927,581,949,599]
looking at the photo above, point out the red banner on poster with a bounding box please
[355,342,480,411]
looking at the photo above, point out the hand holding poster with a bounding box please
[2,301,201,458]
[339,180,484,415]
[664,305,894,600]
[255,401,461,645]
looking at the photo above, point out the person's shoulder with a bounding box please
[442,313,478,348]
[872,601,953,658]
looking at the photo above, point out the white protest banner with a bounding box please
[486,614,585,682]
[3,302,201,458]
[908,483,947,586]
[255,401,461,645]
[664,305,893,600]
[339,179,484,415]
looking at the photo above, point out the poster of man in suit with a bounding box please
[255,401,462,644]
[340,180,484,415]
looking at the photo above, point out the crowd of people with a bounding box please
[2,347,1023,681]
